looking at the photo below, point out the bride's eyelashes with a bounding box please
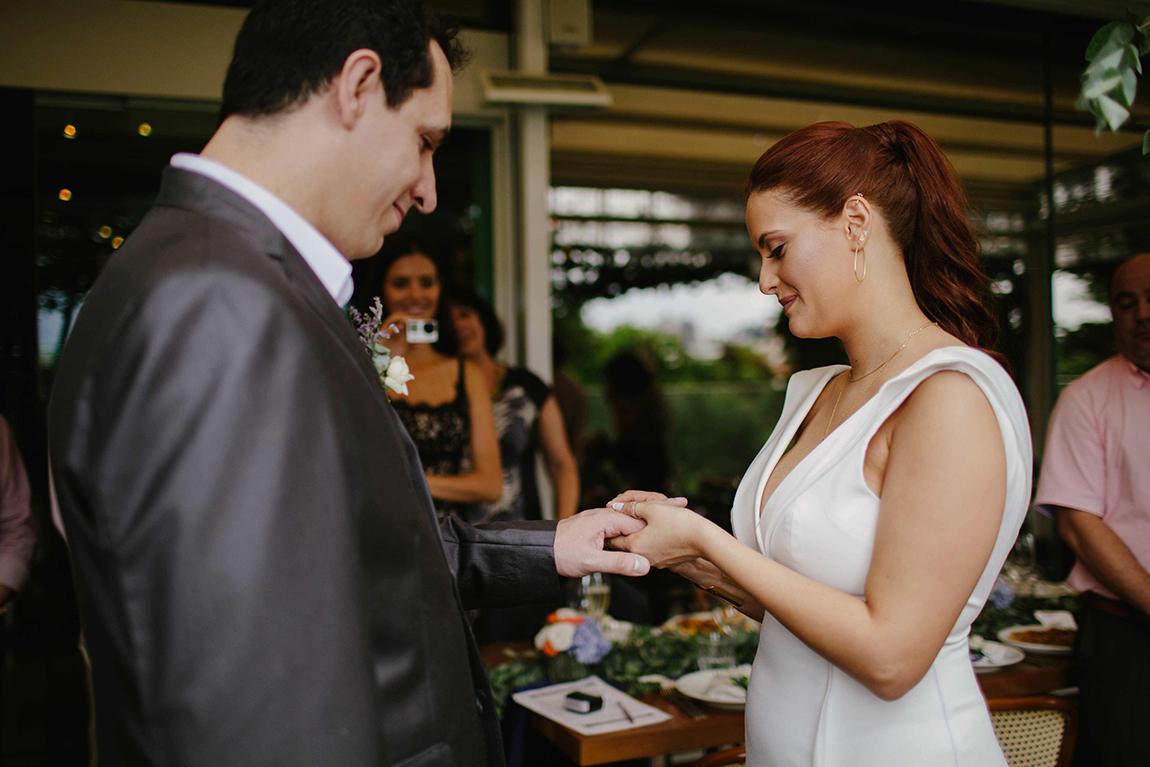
[769,243,786,260]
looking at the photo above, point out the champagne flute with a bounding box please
[569,573,611,621]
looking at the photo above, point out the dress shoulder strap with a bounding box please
[857,347,1032,489]
[455,357,467,404]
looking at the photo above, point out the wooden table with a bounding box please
[529,690,744,766]
[483,643,1074,766]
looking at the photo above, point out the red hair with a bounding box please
[745,120,998,354]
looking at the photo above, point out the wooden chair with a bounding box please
[691,746,746,767]
[988,696,1078,767]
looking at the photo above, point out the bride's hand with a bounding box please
[606,489,689,508]
[607,500,715,568]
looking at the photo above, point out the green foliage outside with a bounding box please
[1079,15,1150,153]
[1057,322,1115,384]
[557,314,786,495]
[583,384,785,495]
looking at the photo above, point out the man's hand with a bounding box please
[607,500,715,568]
[554,508,651,578]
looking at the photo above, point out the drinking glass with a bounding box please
[569,573,611,621]
[1006,532,1037,596]
[696,630,738,671]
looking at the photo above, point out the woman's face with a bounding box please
[383,253,440,319]
[450,304,487,359]
[745,190,854,338]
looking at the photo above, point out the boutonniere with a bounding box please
[348,298,415,396]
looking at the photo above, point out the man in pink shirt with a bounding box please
[1036,252,1150,767]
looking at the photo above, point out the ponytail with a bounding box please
[745,120,998,354]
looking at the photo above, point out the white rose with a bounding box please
[534,622,577,653]
[383,356,415,396]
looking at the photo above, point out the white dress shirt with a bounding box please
[169,153,354,306]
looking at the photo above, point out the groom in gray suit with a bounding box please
[47,2,648,765]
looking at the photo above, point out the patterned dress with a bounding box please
[474,367,551,524]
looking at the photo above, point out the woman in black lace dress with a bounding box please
[376,241,502,520]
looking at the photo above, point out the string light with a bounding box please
[63,124,77,139]
[111,236,124,249]
[137,123,152,137]
[98,225,112,239]
[58,189,72,201]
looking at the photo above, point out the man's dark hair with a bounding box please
[220,0,467,121]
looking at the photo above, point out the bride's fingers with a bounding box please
[608,490,689,507]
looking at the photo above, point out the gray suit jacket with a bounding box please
[49,168,559,767]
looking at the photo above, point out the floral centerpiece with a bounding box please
[534,608,615,681]
[348,298,415,396]
[485,609,760,718]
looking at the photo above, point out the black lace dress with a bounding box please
[391,358,473,520]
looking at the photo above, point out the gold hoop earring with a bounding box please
[854,241,866,283]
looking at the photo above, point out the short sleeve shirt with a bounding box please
[1035,355,1150,598]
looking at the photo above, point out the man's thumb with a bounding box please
[592,551,650,577]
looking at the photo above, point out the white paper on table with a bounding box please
[1034,610,1077,630]
[511,675,672,735]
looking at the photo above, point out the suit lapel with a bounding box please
[154,168,441,529]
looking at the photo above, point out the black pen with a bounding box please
[617,700,635,724]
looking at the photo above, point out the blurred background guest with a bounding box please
[0,412,38,753]
[0,414,36,614]
[450,287,579,522]
[376,237,502,519]
[1036,252,1150,767]
[550,333,588,467]
[582,350,671,509]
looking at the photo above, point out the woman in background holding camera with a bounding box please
[377,238,502,519]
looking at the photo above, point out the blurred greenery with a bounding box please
[555,313,787,495]
[1056,321,1115,382]
[584,384,785,495]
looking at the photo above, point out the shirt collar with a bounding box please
[1118,354,1150,388]
[169,153,353,306]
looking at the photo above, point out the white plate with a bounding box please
[970,640,1025,673]
[674,665,752,711]
[997,625,1075,655]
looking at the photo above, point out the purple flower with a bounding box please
[570,619,612,664]
[990,578,1014,609]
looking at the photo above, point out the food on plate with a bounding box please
[1007,627,1076,646]
[675,616,720,635]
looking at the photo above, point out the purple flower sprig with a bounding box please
[570,619,612,665]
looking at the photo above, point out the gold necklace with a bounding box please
[823,320,936,439]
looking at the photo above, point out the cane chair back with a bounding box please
[988,696,1077,767]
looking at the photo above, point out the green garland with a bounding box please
[485,626,760,718]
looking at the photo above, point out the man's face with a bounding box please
[344,42,453,260]
[1111,253,1150,371]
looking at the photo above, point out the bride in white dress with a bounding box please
[610,120,1031,766]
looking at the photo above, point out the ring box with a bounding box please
[563,691,603,714]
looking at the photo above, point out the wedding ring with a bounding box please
[628,501,639,518]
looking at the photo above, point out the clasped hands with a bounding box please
[557,488,720,574]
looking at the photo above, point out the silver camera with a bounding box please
[406,319,439,344]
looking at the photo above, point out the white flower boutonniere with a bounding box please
[349,298,414,398]
[383,355,415,396]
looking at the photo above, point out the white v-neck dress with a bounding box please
[730,347,1032,767]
